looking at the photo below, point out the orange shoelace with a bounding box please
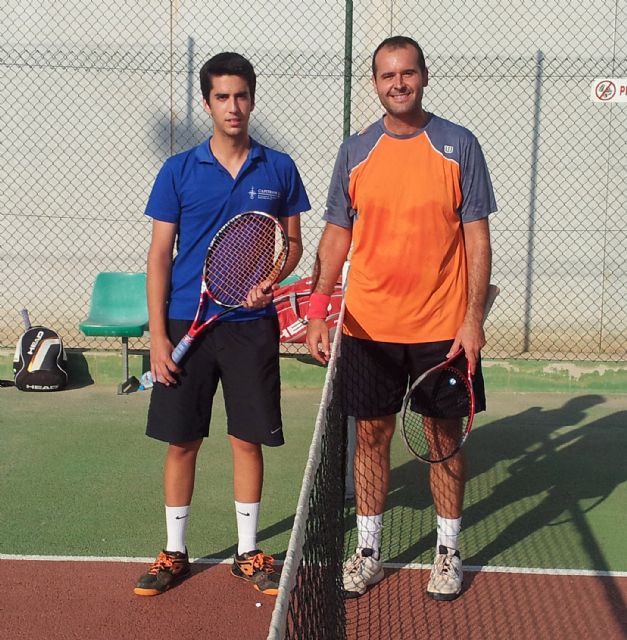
[148,551,175,575]
[249,552,275,574]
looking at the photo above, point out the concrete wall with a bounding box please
[0,0,624,359]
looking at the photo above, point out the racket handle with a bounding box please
[20,308,31,330]
[171,334,194,364]
[483,284,500,324]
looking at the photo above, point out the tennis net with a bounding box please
[267,307,348,640]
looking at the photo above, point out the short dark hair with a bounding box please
[371,36,426,76]
[199,52,256,103]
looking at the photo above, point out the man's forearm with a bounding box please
[278,238,303,282]
[147,251,172,339]
[277,214,303,283]
[311,223,352,295]
[464,219,492,325]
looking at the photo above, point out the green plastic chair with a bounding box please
[278,273,301,286]
[79,272,148,394]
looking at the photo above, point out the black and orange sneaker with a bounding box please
[231,549,280,596]
[134,549,191,596]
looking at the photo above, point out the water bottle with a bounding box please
[138,371,154,391]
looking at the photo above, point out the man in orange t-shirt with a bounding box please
[306,36,496,601]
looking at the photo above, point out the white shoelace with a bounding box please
[437,553,459,578]
[346,554,365,575]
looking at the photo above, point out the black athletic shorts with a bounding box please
[146,316,283,446]
[338,335,486,419]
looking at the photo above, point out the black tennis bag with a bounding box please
[12,310,68,391]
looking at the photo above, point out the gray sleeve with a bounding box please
[323,142,355,228]
[460,136,497,222]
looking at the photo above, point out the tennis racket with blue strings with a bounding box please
[170,211,288,364]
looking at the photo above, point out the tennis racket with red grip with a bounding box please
[400,284,500,463]
[171,211,288,364]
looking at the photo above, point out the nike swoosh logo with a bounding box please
[175,515,189,520]
[270,427,282,434]
[237,511,251,517]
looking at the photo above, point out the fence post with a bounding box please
[523,49,543,353]
[343,0,354,139]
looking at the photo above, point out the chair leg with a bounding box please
[122,336,129,382]
[117,336,139,395]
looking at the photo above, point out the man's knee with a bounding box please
[357,417,395,450]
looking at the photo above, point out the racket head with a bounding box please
[400,352,475,464]
[203,211,288,307]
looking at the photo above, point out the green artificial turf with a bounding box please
[0,386,625,573]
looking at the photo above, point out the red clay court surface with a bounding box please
[346,567,627,640]
[2,558,626,639]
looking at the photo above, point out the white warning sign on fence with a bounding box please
[591,79,627,103]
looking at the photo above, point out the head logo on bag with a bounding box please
[12,309,68,391]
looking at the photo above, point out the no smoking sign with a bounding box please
[591,78,627,103]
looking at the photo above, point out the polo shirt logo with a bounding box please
[444,145,454,154]
[248,186,281,201]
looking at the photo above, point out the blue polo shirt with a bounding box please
[145,137,310,321]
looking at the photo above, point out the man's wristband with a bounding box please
[308,293,331,320]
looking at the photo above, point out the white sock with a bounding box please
[356,514,383,556]
[235,501,260,556]
[436,515,462,553]
[165,505,190,553]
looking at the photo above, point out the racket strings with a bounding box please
[403,367,472,462]
[204,214,286,306]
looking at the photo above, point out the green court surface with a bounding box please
[0,378,625,575]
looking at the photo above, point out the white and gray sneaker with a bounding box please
[342,548,384,598]
[426,545,463,601]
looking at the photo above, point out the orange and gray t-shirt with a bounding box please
[324,114,497,344]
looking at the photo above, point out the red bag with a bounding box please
[273,276,343,343]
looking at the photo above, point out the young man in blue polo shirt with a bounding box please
[134,52,310,597]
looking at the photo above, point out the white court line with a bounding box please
[0,554,231,565]
[1,554,626,578]
[384,561,627,578]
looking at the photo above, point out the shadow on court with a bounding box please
[1,385,625,639]
[343,393,627,639]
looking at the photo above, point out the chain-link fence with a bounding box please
[1,1,625,361]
